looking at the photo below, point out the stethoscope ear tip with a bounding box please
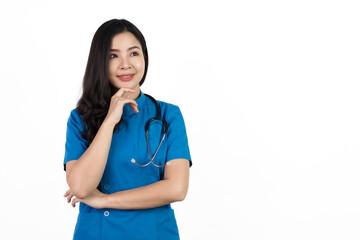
[131,158,136,163]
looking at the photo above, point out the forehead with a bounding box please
[110,32,142,49]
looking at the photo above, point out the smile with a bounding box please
[117,74,135,82]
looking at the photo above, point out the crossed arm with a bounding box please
[64,118,190,210]
[65,158,189,209]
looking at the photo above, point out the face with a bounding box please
[108,32,145,92]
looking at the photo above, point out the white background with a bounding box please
[1,0,359,239]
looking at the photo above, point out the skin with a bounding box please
[108,31,145,103]
[64,32,190,210]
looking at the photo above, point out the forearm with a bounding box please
[66,119,115,198]
[104,179,187,210]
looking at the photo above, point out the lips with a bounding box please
[117,74,135,82]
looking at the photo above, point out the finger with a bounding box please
[121,99,138,110]
[129,103,139,113]
[64,189,71,197]
[114,88,135,98]
[67,193,74,203]
[113,97,137,107]
[72,198,80,208]
[123,99,139,113]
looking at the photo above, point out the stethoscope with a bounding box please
[130,94,169,168]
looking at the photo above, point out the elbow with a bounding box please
[176,191,187,202]
[66,177,92,199]
[73,188,90,199]
[172,184,188,202]
[69,184,92,199]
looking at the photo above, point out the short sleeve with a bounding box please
[63,109,89,171]
[166,106,192,167]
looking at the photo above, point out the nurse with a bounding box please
[63,19,192,239]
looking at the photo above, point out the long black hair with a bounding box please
[76,19,149,145]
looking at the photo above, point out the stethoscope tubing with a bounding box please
[131,94,168,168]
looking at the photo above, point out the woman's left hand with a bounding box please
[64,189,107,209]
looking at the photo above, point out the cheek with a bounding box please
[134,59,145,73]
[109,63,117,75]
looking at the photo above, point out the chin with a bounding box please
[116,83,140,91]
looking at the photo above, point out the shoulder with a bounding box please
[67,108,82,122]
[67,108,87,131]
[157,100,180,111]
[157,100,183,119]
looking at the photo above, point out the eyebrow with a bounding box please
[110,46,140,52]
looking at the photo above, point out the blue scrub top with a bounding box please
[63,91,192,240]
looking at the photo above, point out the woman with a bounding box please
[63,19,192,239]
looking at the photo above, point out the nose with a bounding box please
[118,56,131,70]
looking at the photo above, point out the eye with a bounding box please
[130,52,139,57]
[110,53,117,59]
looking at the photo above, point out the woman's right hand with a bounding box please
[104,88,139,125]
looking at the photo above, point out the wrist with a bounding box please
[103,192,124,209]
[103,193,117,209]
[102,193,111,208]
[102,118,116,129]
